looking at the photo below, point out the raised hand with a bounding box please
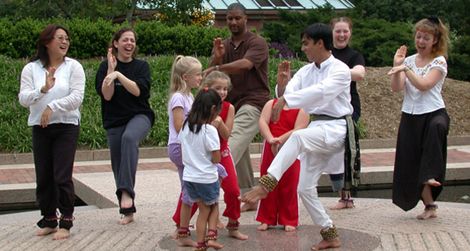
[393,45,407,66]
[213,37,225,60]
[277,60,291,89]
[41,67,56,93]
[107,47,117,72]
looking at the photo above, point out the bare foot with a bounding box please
[417,209,437,220]
[36,227,57,236]
[241,201,258,212]
[285,225,296,232]
[311,238,341,250]
[216,219,225,229]
[329,200,348,210]
[257,223,268,231]
[171,228,178,240]
[240,186,268,204]
[425,179,441,187]
[176,237,196,247]
[121,192,133,208]
[119,214,134,225]
[52,228,70,240]
[207,239,224,249]
[229,229,249,240]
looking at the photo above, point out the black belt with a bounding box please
[309,114,343,121]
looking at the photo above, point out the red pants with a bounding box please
[256,144,300,226]
[172,153,241,224]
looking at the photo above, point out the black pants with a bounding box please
[392,109,450,211]
[32,124,79,217]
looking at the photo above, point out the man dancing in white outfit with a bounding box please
[241,23,352,250]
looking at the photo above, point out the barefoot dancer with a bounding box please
[95,28,155,225]
[19,24,85,239]
[242,23,354,250]
[388,17,450,220]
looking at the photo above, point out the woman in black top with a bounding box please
[329,17,366,210]
[95,28,155,224]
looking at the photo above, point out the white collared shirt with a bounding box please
[18,57,85,126]
[402,55,447,114]
[281,55,353,118]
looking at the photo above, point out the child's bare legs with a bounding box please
[176,203,196,247]
[195,202,211,249]
[417,182,439,220]
[216,217,224,229]
[206,203,224,249]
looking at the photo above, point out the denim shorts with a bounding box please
[183,180,220,205]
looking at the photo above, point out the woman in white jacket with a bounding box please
[19,24,85,240]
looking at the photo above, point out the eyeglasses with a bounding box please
[54,36,70,42]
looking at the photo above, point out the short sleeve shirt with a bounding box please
[180,124,220,184]
[222,31,270,111]
[167,92,193,145]
[402,55,447,114]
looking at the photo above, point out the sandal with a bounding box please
[176,227,191,239]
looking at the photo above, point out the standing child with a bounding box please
[201,71,248,240]
[256,94,309,231]
[179,88,224,250]
[167,55,201,246]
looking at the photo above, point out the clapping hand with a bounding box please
[41,67,56,93]
[393,45,407,66]
[107,47,117,72]
[277,60,291,89]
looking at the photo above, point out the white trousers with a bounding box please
[268,120,346,228]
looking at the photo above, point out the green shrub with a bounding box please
[0,18,229,60]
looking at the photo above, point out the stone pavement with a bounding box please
[1,139,470,250]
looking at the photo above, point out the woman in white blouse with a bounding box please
[388,17,450,220]
[19,24,85,239]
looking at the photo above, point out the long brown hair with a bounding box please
[31,24,69,68]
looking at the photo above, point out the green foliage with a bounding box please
[0,18,228,59]
[142,0,207,26]
[351,0,470,35]
[352,19,413,66]
[448,35,470,80]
